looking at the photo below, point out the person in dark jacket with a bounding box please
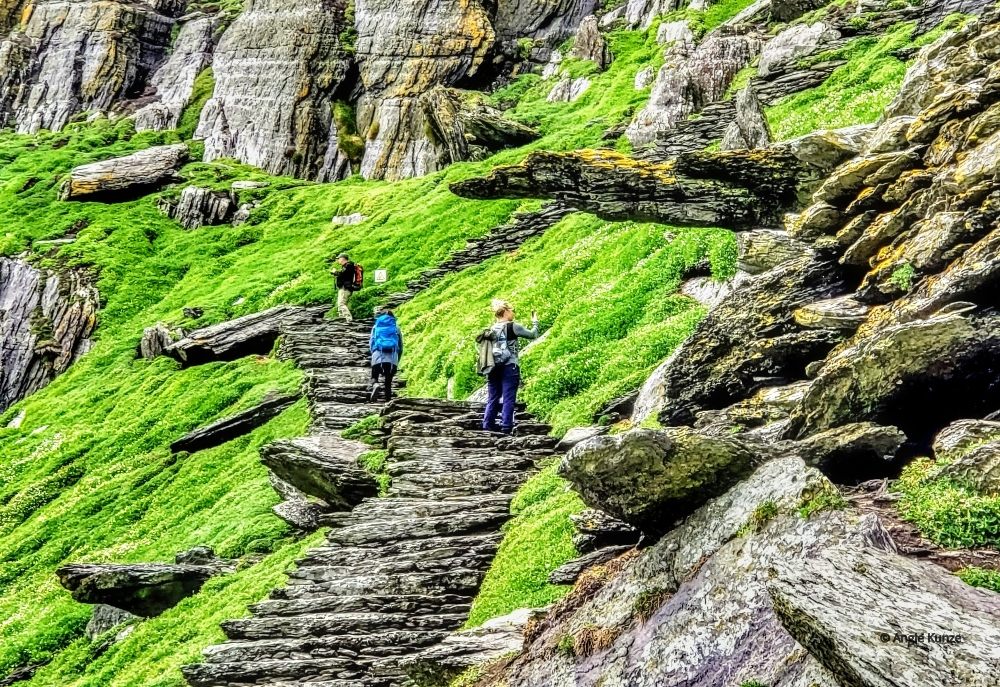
[369,309,403,402]
[333,253,356,322]
[483,299,538,434]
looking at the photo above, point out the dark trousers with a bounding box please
[371,363,396,401]
[483,363,520,432]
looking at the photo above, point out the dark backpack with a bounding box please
[350,264,364,292]
[372,317,400,353]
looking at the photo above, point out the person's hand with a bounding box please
[531,310,538,321]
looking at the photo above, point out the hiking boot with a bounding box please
[368,383,380,403]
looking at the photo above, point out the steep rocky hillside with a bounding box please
[2,0,1000,686]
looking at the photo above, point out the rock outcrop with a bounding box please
[158,186,236,229]
[196,0,352,180]
[260,435,377,509]
[163,305,325,366]
[56,562,219,617]
[133,14,219,132]
[61,144,189,201]
[0,0,180,132]
[170,393,301,454]
[0,257,98,412]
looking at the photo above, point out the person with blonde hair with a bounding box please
[481,298,539,434]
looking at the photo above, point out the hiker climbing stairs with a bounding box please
[184,398,558,687]
[279,319,402,431]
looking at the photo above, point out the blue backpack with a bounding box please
[372,315,400,353]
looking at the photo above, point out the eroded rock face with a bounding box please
[354,0,494,181]
[758,22,839,78]
[0,257,98,412]
[0,0,179,132]
[196,0,352,180]
[133,14,219,132]
[158,186,236,229]
[494,0,596,46]
[475,455,893,687]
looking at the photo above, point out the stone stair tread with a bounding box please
[201,630,449,663]
[223,611,468,640]
[301,534,504,565]
[288,554,496,581]
[324,511,509,545]
[251,594,472,618]
[274,569,484,599]
[183,657,383,685]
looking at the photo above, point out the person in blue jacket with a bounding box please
[369,309,403,402]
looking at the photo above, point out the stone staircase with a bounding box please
[183,398,558,687]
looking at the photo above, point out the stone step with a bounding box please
[387,469,529,494]
[386,452,541,474]
[182,657,382,686]
[274,569,483,599]
[347,495,514,518]
[200,629,447,663]
[291,353,372,368]
[310,403,384,429]
[387,482,524,499]
[223,611,467,640]
[301,534,504,567]
[325,510,510,546]
[288,552,496,581]
[251,594,472,618]
[386,431,558,451]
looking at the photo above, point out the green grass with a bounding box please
[465,464,584,627]
[957,567,1000,594]
[766,16,971,140]
[398,214,735,434]
[895,459,1000,549]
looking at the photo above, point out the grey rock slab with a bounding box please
[85,604,137,641]
[758,22,839,78]
[171,393,299,454]
[61,144,189,200]
[932,419,1000,462]
[769,544,1000,687]
[548,545,634,584]
[56,562,218,617]
[260,434,377,508]
[555,425,609,452]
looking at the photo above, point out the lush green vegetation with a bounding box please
[767,15,970,140]
[895,459,1000,549]
[399,215,735,433]
[958,566,1000,594]
[465,464,584,627]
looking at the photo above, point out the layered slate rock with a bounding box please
[452,148,819,229]
[493,0,596,47]
[469,456,890,687]
[769,544,1000,687]
[134,14,220,131]
[158,186,236,229]
[183,398,558,687]
[57,563,218,617]
[260,435,377,508]
[196,0,352,180]
[164,305,326,366]
[0,0,180,132]
[171,393,300,454]
[0,257,98,412]
[354,0,494,180]
[61,144,189,201]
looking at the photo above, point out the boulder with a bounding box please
[721,86,772,151]
[547,77,591,102]
[421,87,540,165]
[568,15,611,69]
[788,312,1000,443]
[657,256,847,426]
[158,186,237,230]
[624,0,675,29]
[60,144,190,201]
[769,544,1000,687]
[56,563,218,617]
[175,545,230,568]
[770,0,827,23]
[0,0,178,133]
[555,426,608,452]
[138,323,175,360]
[170,393,300,454]
[932,419,1000,462]
[133,15,219,131]
[737,229,810,274]
[0,257,98,412]
[85,604,137,641]
[758,23,839,78]
[163,305,325,366]
[785,422,905,483]
[680,276,735,308]
[935,441,1000,495]
[272,499,325,531]
[492,0,596,47]
[196,0,352,181]
[260,435,378,508]
[560,428,763,534]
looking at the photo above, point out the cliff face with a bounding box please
[196,0,353,180]
[0,257,98,413]
[0,0,180,133]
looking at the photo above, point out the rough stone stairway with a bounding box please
[184,398,558,687]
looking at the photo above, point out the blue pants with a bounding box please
[483,363,520,432]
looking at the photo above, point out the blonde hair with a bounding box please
[492,298,513,318]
